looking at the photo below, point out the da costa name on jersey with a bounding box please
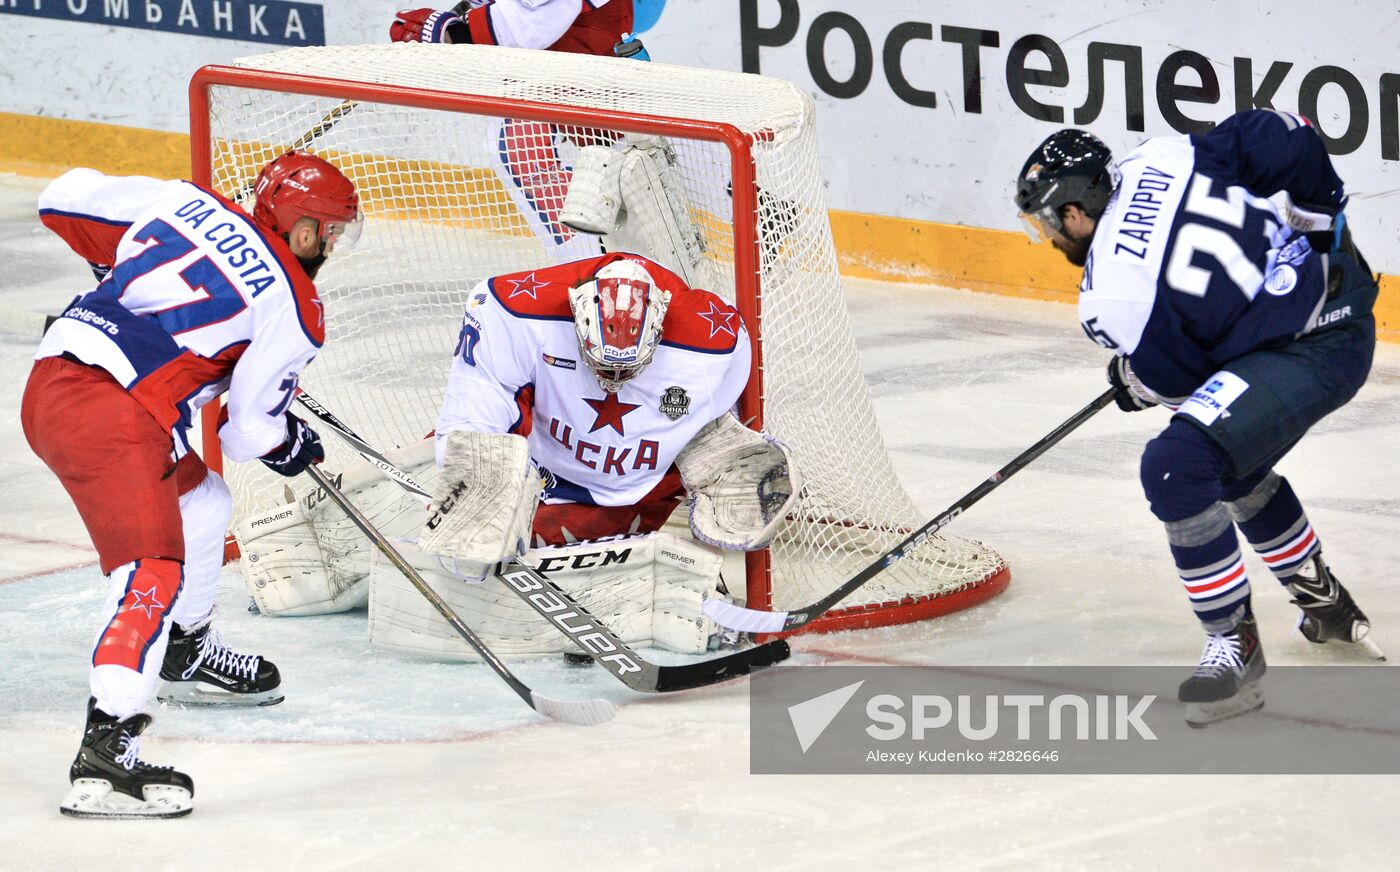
[171,197,281,297]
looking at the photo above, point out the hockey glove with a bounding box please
[1106,357,1158,412]
[260,414,325,477]
[389,7,460,43]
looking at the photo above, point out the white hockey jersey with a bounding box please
[437,253,751,507]
[454,0,630,55]
[35,169,325,462]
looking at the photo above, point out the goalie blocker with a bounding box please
[236,422,798,659]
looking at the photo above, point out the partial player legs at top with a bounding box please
[490,117,608,263]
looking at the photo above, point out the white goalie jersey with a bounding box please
[235,253,801,660]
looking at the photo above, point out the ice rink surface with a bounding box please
[2,173,1399,870]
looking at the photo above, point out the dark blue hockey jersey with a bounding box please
[1077,109,1346,403]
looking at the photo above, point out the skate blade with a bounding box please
[1306,626,1387,661]
[156,680,285,708]
[59,779,192,819]
[1184,683,1264,728]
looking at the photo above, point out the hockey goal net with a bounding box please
[190,44,1009,635]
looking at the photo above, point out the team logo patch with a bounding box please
[469,292,488,309]
[543,353,577,370]
[659,386,691,420]
[1264,264,1298,296]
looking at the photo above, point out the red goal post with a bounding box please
[188,45,1009,635]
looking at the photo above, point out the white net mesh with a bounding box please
[200,44,1006,626]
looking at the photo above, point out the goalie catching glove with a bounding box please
[675,412,801,551]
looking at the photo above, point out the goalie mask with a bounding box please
[569,259,671,393]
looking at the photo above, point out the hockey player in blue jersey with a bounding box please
[1014,109,1382,726]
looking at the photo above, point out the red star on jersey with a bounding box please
[697,301,738,338]
[583,392,641,435]
[128,585,166,619]
[507,272,547,300]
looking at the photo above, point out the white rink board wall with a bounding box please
[3,1,1397,273]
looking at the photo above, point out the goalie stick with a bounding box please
[703,387,1119,635]
[293,389,792,693]
[302,463,615,726]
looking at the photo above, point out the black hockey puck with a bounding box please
[562,651,596,666]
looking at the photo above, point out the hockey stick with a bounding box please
[302,464,615,726]
[703,387,1120,634]
[294,391,432,501]
[293,389,791,692]
[233,99,360,202]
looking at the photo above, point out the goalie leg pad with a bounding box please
[237,438,439,616]
[237,499,368,617]
[367,532,728,659]
[675,413,802,551]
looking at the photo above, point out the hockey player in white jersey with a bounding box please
[22,152,360,817]
[1014,110,1380,726]
[238,253,799,661]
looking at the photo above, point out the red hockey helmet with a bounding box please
[569,258,671,393]
[252,151,362,249]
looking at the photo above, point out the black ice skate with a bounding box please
[1178,614,1267,728]
[59,699,193,819]
[1287,555,1386,660]
[157,615,284,707]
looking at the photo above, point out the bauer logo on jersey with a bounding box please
[659,386,691,420]
[543,353,577,370]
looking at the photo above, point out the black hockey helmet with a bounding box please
[1014,129,1117,239]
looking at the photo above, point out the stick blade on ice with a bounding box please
[703,598,790,634]
[530,692,617,726]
